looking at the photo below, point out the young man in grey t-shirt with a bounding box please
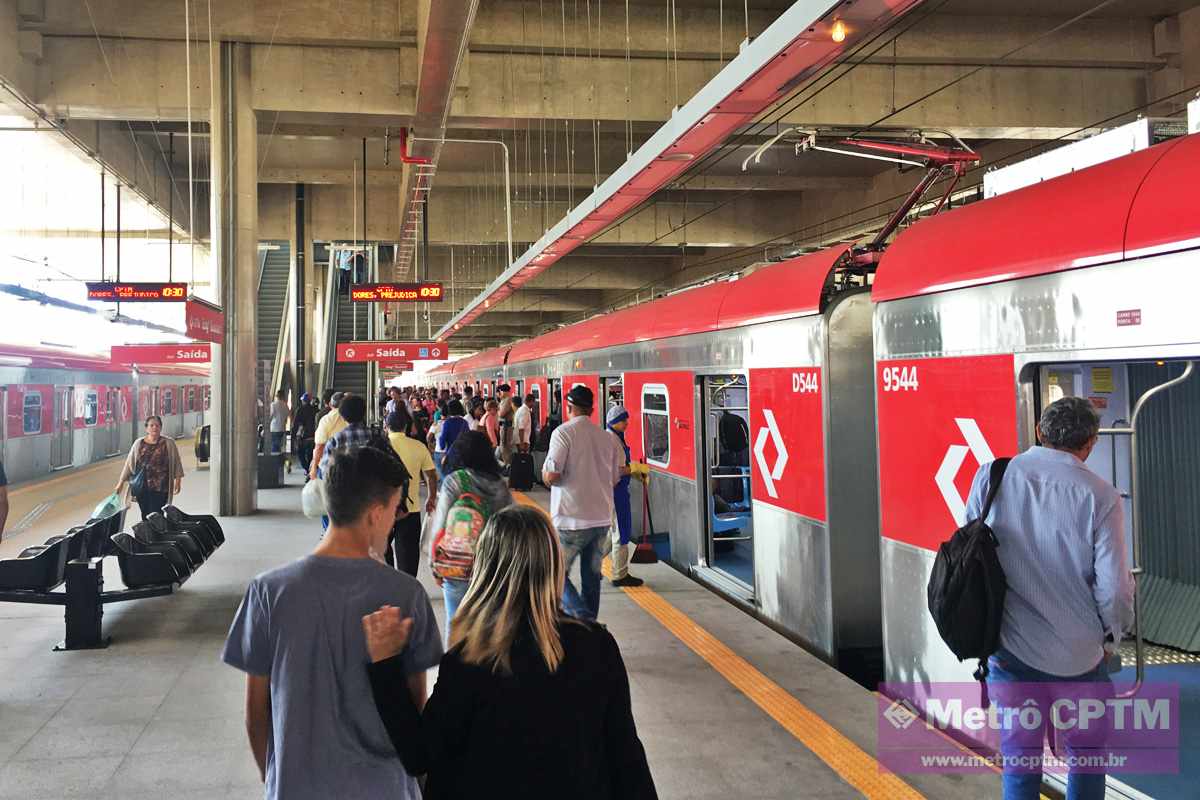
[222,446,443,800]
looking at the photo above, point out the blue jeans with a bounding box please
[270,431,285,453]
[559,526,608,621]
[441,578,469,641]
[987,647,1110,800]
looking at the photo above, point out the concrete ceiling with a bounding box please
[2,0,1199,352]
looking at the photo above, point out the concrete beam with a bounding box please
[0,0,38,99]
[35,0,418,48]
[36,38,417,119]
[56,118,208,241]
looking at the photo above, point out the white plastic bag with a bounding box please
[301,478,328,519]
[91,492,124,521]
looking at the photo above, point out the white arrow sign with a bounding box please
[934,417,996,526]
[753,408,789,500]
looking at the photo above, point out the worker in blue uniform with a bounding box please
[606,405,643,587]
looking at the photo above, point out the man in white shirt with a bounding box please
[513,394,533,452]
[269,390,290,454]
[541,385,625,621]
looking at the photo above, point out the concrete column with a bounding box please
[293,184,307,396]
[209,41,259,516]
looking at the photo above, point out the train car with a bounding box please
[431,133,1200,797]
[449,347,509,403]
[0,344,210,485]
[870,132,1199,799]
[448,247,883,680]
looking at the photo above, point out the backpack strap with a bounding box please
[979,457,1011,522]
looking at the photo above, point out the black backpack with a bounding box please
[927,457,1010,686]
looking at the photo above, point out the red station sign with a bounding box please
[185,298,225,344]
[111,343,212,364]
[349,282,444,303]
[86,281,189,302]
[336,341,448,362]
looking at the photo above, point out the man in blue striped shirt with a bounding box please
[966,396,1134,800]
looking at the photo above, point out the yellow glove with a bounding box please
[629,462,651,483]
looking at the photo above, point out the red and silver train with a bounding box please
[430,133,1200,798]
[0,345,210,485]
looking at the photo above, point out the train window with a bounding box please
[204,386,212,410]
[185,386,196,412]
[83,391,99,426]
[22,393,42,434]
[642,385,670,467]
[162,388,175,415]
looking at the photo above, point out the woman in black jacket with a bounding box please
[362,504,657,800]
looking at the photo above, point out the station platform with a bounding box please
[0,455,1001,799]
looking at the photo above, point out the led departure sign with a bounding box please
[86,282,189,302]
[350,282,444,303]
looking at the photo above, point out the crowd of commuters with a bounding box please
[224,379,658,800]
[225,382,1136,800]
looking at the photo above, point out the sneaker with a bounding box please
[611,575,644,588]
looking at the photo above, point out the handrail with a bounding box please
[269,265,294,400]
[256,247,268,292]
[1099,360,1194,698]
[317,250,340,394]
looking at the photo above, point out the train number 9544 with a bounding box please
[881,365,920,392]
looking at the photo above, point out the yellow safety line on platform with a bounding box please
[511,491,923,799]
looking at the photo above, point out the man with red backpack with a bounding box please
[428,430,513,639]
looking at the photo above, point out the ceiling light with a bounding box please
[660,153,695,162]
[831,19,847,43]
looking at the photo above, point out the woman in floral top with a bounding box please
[115,415,185,520]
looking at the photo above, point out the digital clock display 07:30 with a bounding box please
[349,282,444,303]
[86,282,189,302]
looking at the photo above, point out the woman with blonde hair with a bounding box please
[363,504,657,800]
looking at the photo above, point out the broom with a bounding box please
[631,464,659,564]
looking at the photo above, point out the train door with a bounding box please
[50,386,73,469]
[548,378,562,421]
[105,387,121,455]
[699,374,753,591]
[1029,358,1200,799]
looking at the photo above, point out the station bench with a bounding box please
[0,506,224,650]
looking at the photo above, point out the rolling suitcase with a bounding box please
[509,451,536,491]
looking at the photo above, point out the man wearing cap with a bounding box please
[496,383,516,467]
[542,385,627,620]
[605,405,644,587]
[309,391,350,481]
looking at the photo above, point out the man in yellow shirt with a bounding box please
[386,408,438,576]
[309,392,350,481]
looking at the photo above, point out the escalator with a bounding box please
[330,284,369,397]
[256,241,291,403]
